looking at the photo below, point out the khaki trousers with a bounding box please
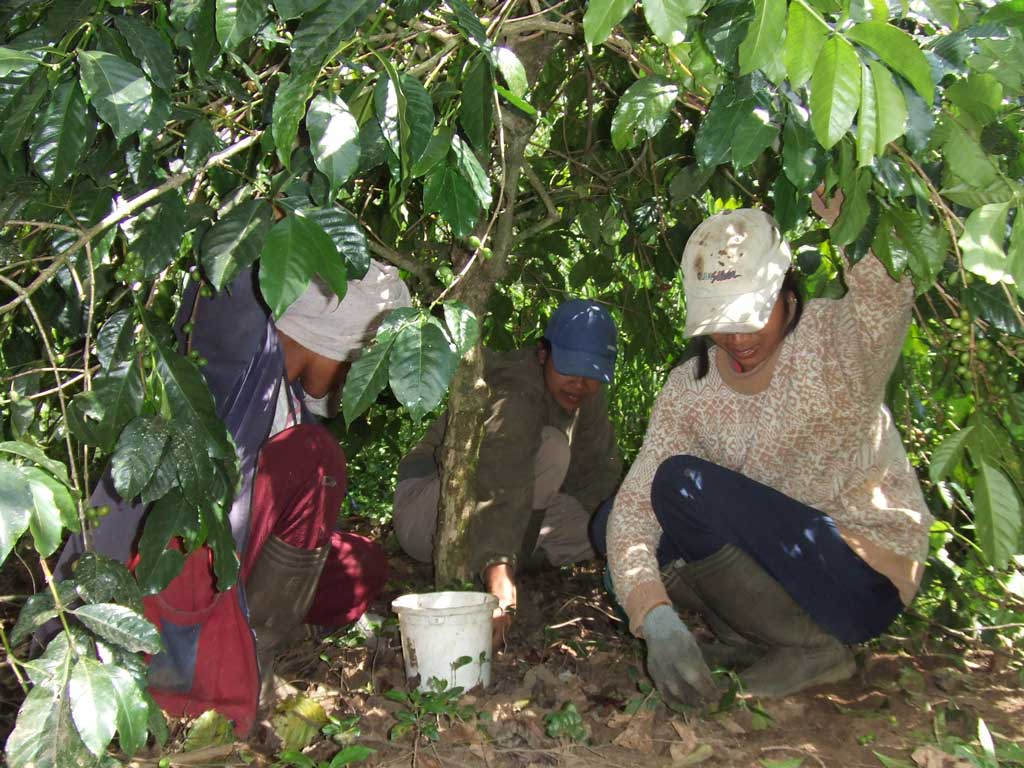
[393,427,595,567]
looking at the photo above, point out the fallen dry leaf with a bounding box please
[669,718,698,754]
[671,742,714,765]
[612,708,655,752]
[911,745,974,768]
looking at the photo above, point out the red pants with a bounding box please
[241,423,387,626]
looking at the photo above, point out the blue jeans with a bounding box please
[591,455,903,644]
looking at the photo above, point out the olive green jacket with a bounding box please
[397,347,622,575]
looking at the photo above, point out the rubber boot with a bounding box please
[681,545,855,697]
[245,536,330,713]
[662,558,767,668]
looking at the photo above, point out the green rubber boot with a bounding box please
[662,558,767,668]
[681,545,855,697]
[246,536,329,713]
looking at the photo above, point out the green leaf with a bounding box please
[74,603,162,654]
[831,170,871,246]
[201,199,274,290]
[610,75,679,151]
[274,0,329,18]
[960,201,1012,284]
[259,214,340,317]
[10,581,78,647]
[191,0,220,76]
[147,327,233,460]
[329,745,376,767]
[289,0,376,74]
[443,301,480,357]
[376,72,434,171]
[451,134,492,208]
[929,426,974,485]
[307,93,361,195]
[856,62,877,167]
[846,22,933,105]
[69,657,119,756]
[938,118,999,191]
[96,310,135,371]
[583,0,634,47]
[693,81,747,167]
[893,207,948,292]
[731,94,777,168]
[123,193,188,279]
[1010,208,1024,297]
[183,709,236,751]
[73,552,144,612]
[111,415,172,502]
[448,0,490,47]
[738,0,786,76]
[974,460,1023,570]
[460,56,493,151]
[411,125,454,178]
[30,79,93,186]
[0,440,73,488]
[273,68,317,167]
[389,319,458,421]
[781,113,825,192]
[809,36,861,149]
[873,753,915,768]
[343,333,397,425]
[423,163,481,238]
[22,466,73,557]
[784,0,828,88]
[6,678,99,768]
[643,0,702,46]
[0,69,46,166]
[494,47,528,97]
[302,205,370,279]
[216,0,267,48]
[66,359,145,452]
[109,665,150,756]
[0,47,42,76]
[78,50,153,142]
[869,59,907,155]
[115,16,176,92]
[168,422,216,508]
[135,491,189,592]
[760,759,804,768]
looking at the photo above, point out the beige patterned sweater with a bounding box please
[607,254,934,636]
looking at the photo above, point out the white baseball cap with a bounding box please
[681,208,792,337]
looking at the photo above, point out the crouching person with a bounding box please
[393,299,622,639]
[55,261,410,732]
[598,203,932,704]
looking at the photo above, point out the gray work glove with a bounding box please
[643,604,718,706]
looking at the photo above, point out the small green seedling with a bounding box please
[321,714,361,745]
[274,745,375,768]
[386,677,478,743]
[544,702,588,743]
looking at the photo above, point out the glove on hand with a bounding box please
[643,605,718,706]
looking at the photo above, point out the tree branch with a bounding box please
[0,134,260,316]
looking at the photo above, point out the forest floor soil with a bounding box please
[3,550,1023,768]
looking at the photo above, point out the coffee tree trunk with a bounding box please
[433,112,537,585]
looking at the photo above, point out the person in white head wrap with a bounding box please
[274,259,411,417]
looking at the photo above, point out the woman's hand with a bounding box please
[811,184,844,228]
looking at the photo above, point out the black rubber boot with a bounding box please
[680,545,855,697]
[663,557,767,668]
[246,536,329,713]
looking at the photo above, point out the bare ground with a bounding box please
[3,551,1023,768]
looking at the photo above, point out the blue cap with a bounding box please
[544,299,618,383]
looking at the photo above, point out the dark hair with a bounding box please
[692,268,804,380]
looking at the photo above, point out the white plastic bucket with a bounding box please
[391,591,497,691]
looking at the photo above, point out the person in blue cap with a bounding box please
[393,299,622,638]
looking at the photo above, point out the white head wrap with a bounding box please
[276,259,412,362]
